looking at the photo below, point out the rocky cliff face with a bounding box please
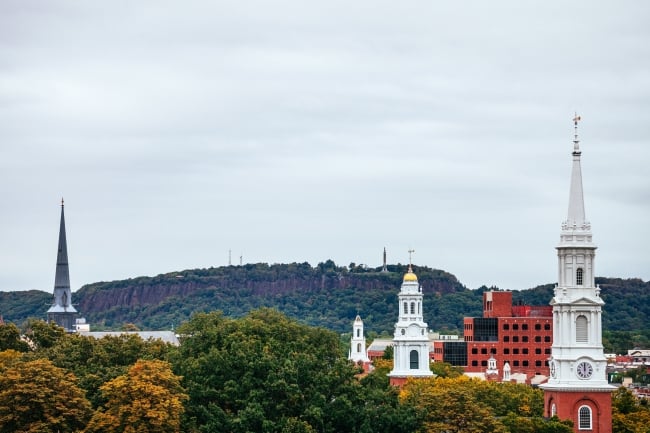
[77,269,463,316]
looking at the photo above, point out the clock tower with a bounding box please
[540,116,614,433]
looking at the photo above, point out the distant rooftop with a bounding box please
[78,331,179,346]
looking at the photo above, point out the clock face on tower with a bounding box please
[576,361,593,379]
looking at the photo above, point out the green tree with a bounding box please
[84,359,187,433]
[171,309,363,433]
[0,322,29,352]
[430,361,464,378]
[24,319,66,349]
[0,358,91,433]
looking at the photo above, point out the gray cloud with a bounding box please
[1,0,648,294]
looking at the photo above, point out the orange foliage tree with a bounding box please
[84,359,188,433]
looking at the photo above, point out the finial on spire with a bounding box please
[61,197,64,207]
[408,249,415,272]
[573,113,582,154]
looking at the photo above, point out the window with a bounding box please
[504,336,510,342]
[544,336,551,343]
[504,348,510,354]
[357,343,361,352]
[576,315,588,343]
[551,403,557,417]
[545,348,551,354]
[513,324,519,330]
[472,360,478,366]
[490,347,497,354]
[535,336,542,343]
[522,336,529,342]
[535,324,541,331]
[514,360,520,366]
[471,348,478,354]
[513,349,519,355]
[544,324,551,330]
[410,302,415,314]
[578,406,592,430]
[404,302,408,314]
[522,348,529,355]
[356,329,360,337]
[535,360,542,367]
[418,302,420,314]
[535,348,542,354]
[576,268,584,286]
[409,350,419,369]
[481,348,488,355]
[513,336,519,342]
[481,360,487,367]
[503,324,510,330]
[523,360,529,367]
[522,324,528,330]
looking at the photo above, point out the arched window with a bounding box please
[418,302,420,314]
[357,343,361,352]
[403,302,408,314]
[576,268,584,285]
[578,406,592,430]
[356,329,360,338]
[410,302,415,314]
[409,350,419,369]
[551,403,557,417]
[576,315,588,343]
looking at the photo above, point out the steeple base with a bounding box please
[543,388,613,433]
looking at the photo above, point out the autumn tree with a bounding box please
[30,332,173,408]
[84,359,187,433]
[0,358,91,433]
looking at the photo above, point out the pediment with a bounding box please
[550,296,604,306]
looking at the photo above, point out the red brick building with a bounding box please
[464,291,552,380]
[432,290,553,382]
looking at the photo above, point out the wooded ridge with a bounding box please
[1,261,648,340]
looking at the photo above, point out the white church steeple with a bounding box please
[541,115,614,433]
[349,315,370,364]
[389,251,433,385]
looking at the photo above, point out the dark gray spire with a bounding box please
[54,199,70,292]
[48,199,77,326]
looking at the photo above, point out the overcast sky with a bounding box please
[1,1,648,295]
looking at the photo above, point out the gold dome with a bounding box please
[403,270,418,282]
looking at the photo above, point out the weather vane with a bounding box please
[573,112,582,152]
[408,249,415,270]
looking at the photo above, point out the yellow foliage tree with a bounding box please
[84,359,188,433]
[0,358,92,433]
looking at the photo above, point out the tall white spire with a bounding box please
[566,114,587,229]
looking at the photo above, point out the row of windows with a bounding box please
[502,323,551,331]
[503,335,551,343]
[471,347,551,355]
[471,359,549,367]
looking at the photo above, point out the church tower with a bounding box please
[46,199,78,331]
[540,116,614,433]
[389,252,433,386]
[349,315,371,370]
